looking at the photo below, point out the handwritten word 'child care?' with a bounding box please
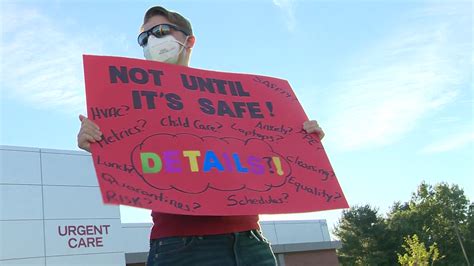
[139,151,284,176]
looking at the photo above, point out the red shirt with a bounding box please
[150,212,260,239]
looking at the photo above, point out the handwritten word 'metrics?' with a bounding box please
[139,151,284,176]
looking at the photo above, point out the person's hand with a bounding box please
[77,114,102,153]
[303,120,325,140]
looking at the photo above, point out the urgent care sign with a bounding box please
[58,224,111,248]
[44,219,123,256]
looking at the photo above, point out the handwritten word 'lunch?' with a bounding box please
[140,151,284,175]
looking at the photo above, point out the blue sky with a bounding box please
[1,0,472,238]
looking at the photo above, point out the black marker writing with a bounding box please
[231,123,284,142]
[90,105,130,120]
[96,120,147,148]
[96,156,135,174]
[160,115,190,128]
[253,76,293,99]
[193,120,223,133]
[286,155,334,181]
[288,176,340,202]
[227,193,289,206]
[102,173,200,212]
[255,121,293,135]
[297,128,321,146]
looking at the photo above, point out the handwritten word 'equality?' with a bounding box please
[288,176,341,202]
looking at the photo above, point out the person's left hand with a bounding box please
[303,120,325,140]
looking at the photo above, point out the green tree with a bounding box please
[387,182,472,265]
[334,182,473,265]
[397,234,441,266]
[461,203,473,264]
[334,205,391,265]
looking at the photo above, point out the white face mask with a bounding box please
[143,35,186,64]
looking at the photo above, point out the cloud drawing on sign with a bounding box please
[130,133,292,194]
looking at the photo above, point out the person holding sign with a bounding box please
[77,6,325,266]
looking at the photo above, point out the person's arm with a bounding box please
[77,114,102,152]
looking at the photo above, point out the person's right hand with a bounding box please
[77,114,102,153]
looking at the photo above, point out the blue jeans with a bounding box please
[147,229,277,266]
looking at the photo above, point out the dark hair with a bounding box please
[143,6,193,35]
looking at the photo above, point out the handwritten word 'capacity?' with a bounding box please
[140,151,284,176]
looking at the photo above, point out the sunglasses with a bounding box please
[138,24,190,47]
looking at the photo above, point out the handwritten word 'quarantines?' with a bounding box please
[101,173,201,212]
[139,151,284,176]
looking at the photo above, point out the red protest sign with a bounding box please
[83,55,348,215]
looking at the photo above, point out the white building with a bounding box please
[0,145,340,265]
